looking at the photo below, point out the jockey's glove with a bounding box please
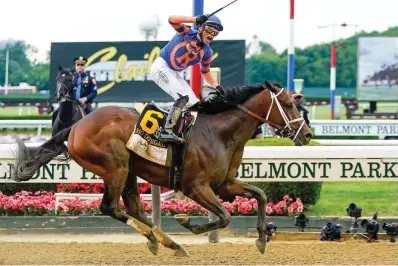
[215,85,226,96]
[196,15,208,25]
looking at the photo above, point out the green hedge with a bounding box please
[246,138,323,205]
[0,183,57,195]
[0,94,49,103]
[0,115,52,119]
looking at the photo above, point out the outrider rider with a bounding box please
[73,56,97,114]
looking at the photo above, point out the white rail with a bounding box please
[315,139,398,146]
[2,119,398,138]
[0,120,52,138]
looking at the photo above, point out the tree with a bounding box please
[0,41,49,90]
[26,63,50,91]
[259,41,277,54]
[245,26,398,88]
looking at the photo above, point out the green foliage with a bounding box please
[246,26,398,89]
[0,183,57,196]
[0,114,51,119]
[0,41,49,91]
[245,138,321,146]
[26,63,50,91]
[246,138,323,205]
[259,41,277,54]
[253,181,323,205]
[305,182,398,216]
[0,94,49,103]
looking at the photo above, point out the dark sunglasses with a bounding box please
[76,63,85,67]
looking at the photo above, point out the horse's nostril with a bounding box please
[305,132,313,140]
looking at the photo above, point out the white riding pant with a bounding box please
[150,57,200,108]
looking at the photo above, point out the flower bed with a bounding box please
[0,191,304,217]
[56,183,170,194]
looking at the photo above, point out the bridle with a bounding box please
[55,81,85,122]
[234,86,305,141]
[56,78,75,103]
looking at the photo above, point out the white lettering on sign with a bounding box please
[312,123,398,136]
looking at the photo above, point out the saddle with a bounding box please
[126,101,197,192]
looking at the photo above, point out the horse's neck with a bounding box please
[212,102,263,146]
[58,101,75,123]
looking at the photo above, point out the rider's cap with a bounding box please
[74,56,88,65]
[204,14,223,31]
[292,93,303,98]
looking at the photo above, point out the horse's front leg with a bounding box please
[176,184,231,235]
[215,179,268,254]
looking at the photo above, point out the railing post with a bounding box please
[37,124,43,138]
[151,184,161,227]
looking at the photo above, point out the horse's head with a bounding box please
[56,65,75,102]
[258,80,313,146]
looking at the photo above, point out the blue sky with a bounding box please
[1,0,397,62]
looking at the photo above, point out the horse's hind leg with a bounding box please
[215,179,268,254]
[122,172,188,257]
[121,177,158,255]
[76,137,187,256]
[176,184,231,234]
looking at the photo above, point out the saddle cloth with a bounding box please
[126,102,197,167]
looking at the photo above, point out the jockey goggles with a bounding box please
[203,25,220,36]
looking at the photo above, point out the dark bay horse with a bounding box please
[11,80,312,256]
[52,67,85,136]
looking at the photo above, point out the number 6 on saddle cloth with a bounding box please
[126,101,197,191]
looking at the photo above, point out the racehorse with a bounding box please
[51,66,85,136]
[11,80,313,256]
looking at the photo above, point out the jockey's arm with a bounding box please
[201,72,218,88]
[200,51,218,88]
[168,16,196,34]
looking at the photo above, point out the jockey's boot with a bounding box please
[158,95,189,144]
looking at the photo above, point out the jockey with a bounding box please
[150,13,224,144]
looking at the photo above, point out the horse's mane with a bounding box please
[224,83,265,104]
[197,83,265,114]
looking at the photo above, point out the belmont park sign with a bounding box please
[236,159,398,181]
[0,158,397,183]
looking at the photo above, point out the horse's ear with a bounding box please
[58,65,63,71]
[264,80,277,93]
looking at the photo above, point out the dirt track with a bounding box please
[0,240,397,265]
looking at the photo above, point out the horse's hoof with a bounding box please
[146,240,158,255]
[175,214,190,224]
[255,238,267,254]
[174,246,189,257]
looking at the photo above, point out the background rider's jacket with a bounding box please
[297,105,310,127]
[73,72,97,102]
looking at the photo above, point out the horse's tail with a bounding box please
[12,126,72,182]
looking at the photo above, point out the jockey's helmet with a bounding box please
[203,14,223,31]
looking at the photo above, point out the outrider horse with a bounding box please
[51,66,85,136]
[11,78,313,256]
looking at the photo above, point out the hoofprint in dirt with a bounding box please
[0,234,396,265]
